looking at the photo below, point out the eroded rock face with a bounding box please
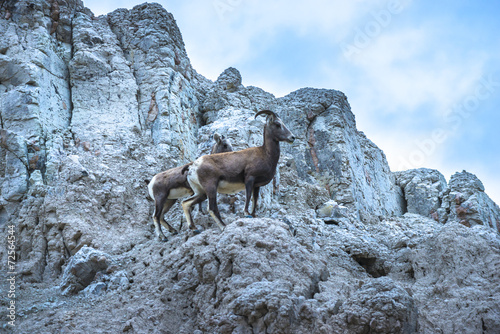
[278,88,405,221]
[0,0,208,288]
[337,277,417,334]
[107,3,209,160]
[1,1,499,334]
[69,12,141,145]
[394,168,447,220]
[441,171,500,231]
[0,0,80,220]
[180,219,329,333]
[215,67,243,92]
[394,169,500,232]
[399,221,500,334]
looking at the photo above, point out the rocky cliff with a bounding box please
[1,1,500,333]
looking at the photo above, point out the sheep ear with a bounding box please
[214,133,221,143]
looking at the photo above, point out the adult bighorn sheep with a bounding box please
[147,133,233,241]
[181,110,296,231]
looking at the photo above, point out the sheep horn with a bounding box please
[255,110,277,121]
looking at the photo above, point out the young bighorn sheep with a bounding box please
[147,134,233,241]
[211,133,233,154]
[182,110,296,231]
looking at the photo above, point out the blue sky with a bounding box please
[83,0,500,205]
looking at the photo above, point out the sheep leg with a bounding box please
[244,177,255,217]
[160,199,178,235]
[182,194,206,232]
[153,194,169,241]
[152,217,167,241]
[206,186,225,231]
[198,201,204,214]
[250,186,260,217]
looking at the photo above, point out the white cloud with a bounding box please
[324,19,493,184]
[344,26,488,115]
[170,0,386,80]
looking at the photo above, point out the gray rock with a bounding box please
[398,221,500,333]
[316,199,351,225]
[278,88,404,220]
[81,282,107,297]
[59,246,112,295]
[69,12,141,146]
[394,168,447,220]
[1,130,29,202]
[337,277,417,334]
[440,170,500,231]
[28,169,43,186]
[108,270,130,291]
[216,67,243,92]
[62,155,89,183]
[107,3,206,161]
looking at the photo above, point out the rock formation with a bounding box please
[394,168,447,219]
[1,1,499,333]
[440,170,500,231]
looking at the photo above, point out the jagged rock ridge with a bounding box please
[1,1,500,333]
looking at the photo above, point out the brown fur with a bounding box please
[148,136,233,240]
[211,133,233,154]
[182,110,295,231]
[151,165,193,197]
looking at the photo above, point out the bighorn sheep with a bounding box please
[181,110,296,231]
[211,133,233,154]
[147,134,233,241]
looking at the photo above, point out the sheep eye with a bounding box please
[275,122,282,128]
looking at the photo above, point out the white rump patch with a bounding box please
[168,187,193,199]
[187,157,205,194]
[217,181,245,194]
[148,175,156,200]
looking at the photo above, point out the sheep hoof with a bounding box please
[245,215,253,218]
[161,238,168,242]
[193,229,201,235]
